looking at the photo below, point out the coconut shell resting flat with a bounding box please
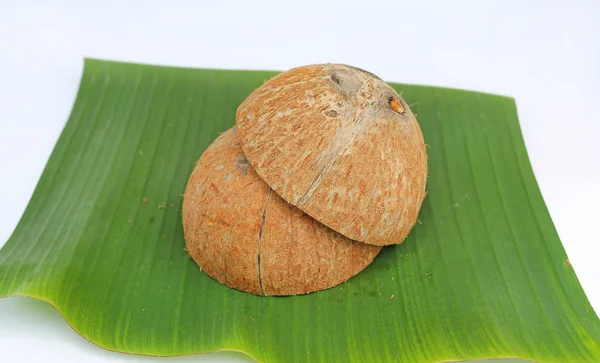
[182,128,381,296]
[236,64,428,246]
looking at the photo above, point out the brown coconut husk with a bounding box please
[236,64,427,246]
[182,128,381,296]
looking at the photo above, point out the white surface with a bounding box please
[0,0,599,362]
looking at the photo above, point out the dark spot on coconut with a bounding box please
[235,154,249,164]
[324,109,338,117]
[235,154,249,175]
[331,72,341,85]
[331,72,342,85]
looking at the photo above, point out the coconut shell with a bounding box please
[236,64,427,246]
[182,128,381,296]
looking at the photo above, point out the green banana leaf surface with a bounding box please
[0,59,598,363]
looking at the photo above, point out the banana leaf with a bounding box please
[0,59,598,363]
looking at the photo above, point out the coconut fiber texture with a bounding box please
[182,127,381,296]
[236,64,428,246]
[0,59,599,363]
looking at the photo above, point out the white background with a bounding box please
[0,0,599,362]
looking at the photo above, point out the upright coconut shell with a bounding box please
[236,64,428,246]
[182,128,381,296]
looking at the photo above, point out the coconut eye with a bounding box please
[388,96,405,114]
[331,72,341,85]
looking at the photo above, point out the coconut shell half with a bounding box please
[236,64,428,246]
[182,128,381,296]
